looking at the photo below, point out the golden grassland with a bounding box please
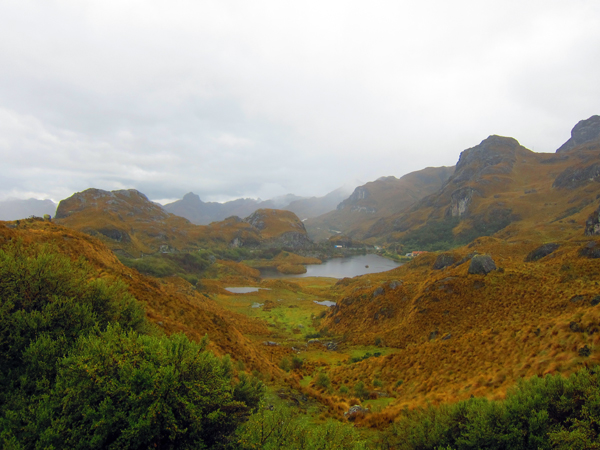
[0,219,278,375]
[6,200,600,430]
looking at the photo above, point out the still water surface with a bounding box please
[260,254,402,279]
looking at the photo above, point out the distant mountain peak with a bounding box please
[556,115,600,153]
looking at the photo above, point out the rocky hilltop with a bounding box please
[556,114,600,153]
[362,121,600,249]
[55,188,313,257]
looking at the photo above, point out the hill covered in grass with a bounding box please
[305,166,455,242]
[54,188,314,258]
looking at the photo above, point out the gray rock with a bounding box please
[387,280,402,289]
[579,241,600,258]
[433,253,457,270]
[442,333,452,341]
[263,341,280,346]
[585,205,600,236]
[553,163,600,190]
[556,115,600,153]
[525,243,560,262]
[373,287,385,298]
[344,405,369,420]
[468,255,497,275]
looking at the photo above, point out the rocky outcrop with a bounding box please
[243,209,313,250]
[448,187,479,217]
[433,253,457,270]
[552,163,600,190]
[585,204,600,236]
[525,243,560,262]
[556,115,600,153]
[468,255,497,275]
[451,135,520,184]
[56,188,169,221]
[337,186,371,211]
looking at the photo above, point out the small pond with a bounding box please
[224,287,271,294]
[314,300,336,307]
[260,254,402,279]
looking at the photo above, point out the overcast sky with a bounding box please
[0,0,599,204]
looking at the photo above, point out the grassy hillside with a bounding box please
[305,166,454,242]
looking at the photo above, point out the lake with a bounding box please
[260,253,402,279]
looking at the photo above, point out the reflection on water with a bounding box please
[224,287,271,293]
[314,300,336,307]
[260,254,402,279]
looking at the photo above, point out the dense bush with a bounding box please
[382,367,600,450]
[232,399,367,450]
[0,241,263,449]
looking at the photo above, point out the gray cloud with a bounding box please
[0,0,599,203]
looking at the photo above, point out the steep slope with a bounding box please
[304,166,454,241]
[368,127,600,249]
[0,218,276,373]
[54,188,312,257]
[322,233,600,414]
[0,198,57,220]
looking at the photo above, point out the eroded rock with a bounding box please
[525,243,560,262]
[468,255,497,275]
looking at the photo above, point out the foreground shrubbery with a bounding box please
[0,241,263,449]
[232,399,367,450]
[381,367,600,450]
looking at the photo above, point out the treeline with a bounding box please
[0,241,365,449]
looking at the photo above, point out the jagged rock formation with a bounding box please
[556,115,600,153]
[585,204,600,236]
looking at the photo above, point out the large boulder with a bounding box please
[468,255,497,275]
[525,243,560,262]
[433,253,457,270]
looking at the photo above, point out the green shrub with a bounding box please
[232,399,367,449]
[354,381,369,400]
[279,357,291,372]
[291,356,304,370]
[0,241,261,449]
[315,373,331,390]
[383,367,600,450]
